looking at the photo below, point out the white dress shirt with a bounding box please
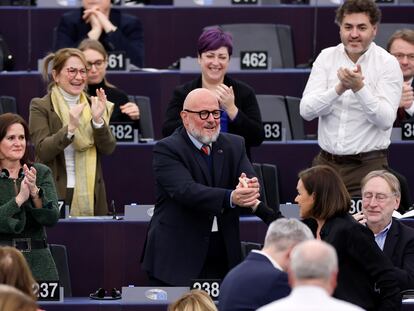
[258,285,364,311]
[300,42,403,155]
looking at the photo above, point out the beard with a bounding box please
[188,122,220,145]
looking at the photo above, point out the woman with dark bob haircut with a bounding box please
[0,113,59,282]
[298,165,401,310]
[162,27,264,159]
[251,165,401,310]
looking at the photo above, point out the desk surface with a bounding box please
[46,217,414,297]
[46,216,268,296]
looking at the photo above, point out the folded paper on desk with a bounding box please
[124,204,154,221]
[393,209,414,219]
[122,286,189,303]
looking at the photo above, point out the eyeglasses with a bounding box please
[66,67,88,78]
[362,192,396,203]
[87,59,106,69]
[184,109,223,120]
[392,53,414,61]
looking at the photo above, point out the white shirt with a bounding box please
[258,285,365,311]
[59,87,79,188]
[251,249,283,271]
[300,42,403,155]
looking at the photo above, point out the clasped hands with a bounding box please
[400,81,414,110]
[335,64,365,95]
[15,164,40,207]
[231,172,260,211]
[68,88,107,134]
[213,84,238,120]
[83,6,116,40]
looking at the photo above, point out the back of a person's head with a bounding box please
[290,240,338,281]
[264,218,313,251]
[0,247,36,300]
[168,289,217,311]
[0,284,37,311]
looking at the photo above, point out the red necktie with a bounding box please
[201,145,210,156]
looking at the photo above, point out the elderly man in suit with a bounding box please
[219,218,314,311]
[258,240,364,311]
[355,170,414,290]
[142,88,260,286]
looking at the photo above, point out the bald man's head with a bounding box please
[180,88,221,145]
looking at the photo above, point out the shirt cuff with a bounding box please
[228,190,235,208]
[92,118,105,128]
[405,102,414,116]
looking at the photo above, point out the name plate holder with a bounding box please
[124,204,154,221]
[109,122,138,143]
[263,122,286,142]
[121,286,189,303]
[35,282,63,302]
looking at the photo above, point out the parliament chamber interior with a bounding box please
[1,1,414,310]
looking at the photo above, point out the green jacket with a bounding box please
[0,163,60,281]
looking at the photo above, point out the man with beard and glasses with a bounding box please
[300,0,403,197]
[142,88,260,286]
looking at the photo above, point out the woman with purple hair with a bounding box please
[162,27,264,159]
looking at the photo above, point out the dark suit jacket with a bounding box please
[307,214,401,311]
[28,93,116,215]
[141,127,256,285]
[55,8,144,68]
[219,251,290,311]
[384,218,414,290]
[161,76,264,159]
[394,79,414,127]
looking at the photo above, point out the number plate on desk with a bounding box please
[349,197,363,215]
[107,51,126,71]
[34,281,60,301]
[190,279,221,300]
[110,122,135,142]
[402,121,414,140]
[240,51,268,70]
[263,122,282,141]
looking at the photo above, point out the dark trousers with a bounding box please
[198,231,228,280]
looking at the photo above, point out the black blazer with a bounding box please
[141,127,256,285]
[307,214,401,311]
[384,218,414,290]
[219,251,290,311]
[161,76,264,158]
[55,8,144,68]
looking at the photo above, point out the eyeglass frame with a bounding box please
[361,191,396,203]
[391,53,414,61]
[65,67,88,79]
[87,59,107,69]
[183,109,223,120]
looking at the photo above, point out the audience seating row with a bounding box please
[0,5,413,71]
[0,70,315,139]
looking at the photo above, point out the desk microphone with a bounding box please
[111,200,123,220]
